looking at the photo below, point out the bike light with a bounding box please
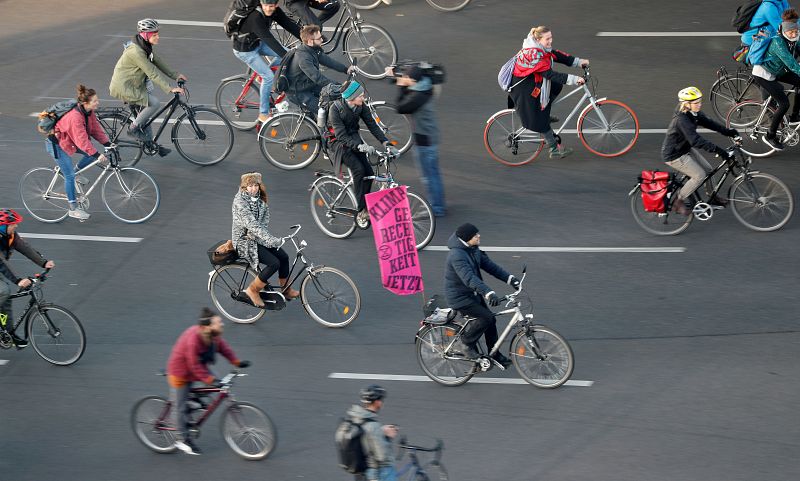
[343,306,350,315]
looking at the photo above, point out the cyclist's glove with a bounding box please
[386,145,400,156]
[238,360,251,369]
[721,148,735,161]
[729,129,740,138]
[508,276,521,289]
[485,291,500,307]
[357,143,376,155]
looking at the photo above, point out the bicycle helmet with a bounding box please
[359,385,387,403]
[137,18,160,33]
[678,86,703,102]
[0,209,22,226]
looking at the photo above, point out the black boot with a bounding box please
[491,352,512,368]
[11,332,28,349]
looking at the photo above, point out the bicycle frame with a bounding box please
[38,151,130,204]
[155,373,244,433]
[310,151,397,217]
[5,271,57,341]
[395,438,445,479]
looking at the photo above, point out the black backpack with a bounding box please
[334,418,373,474]
[399,60,446,85]
[272,48,298,94]
[732,0,770,34]
[223,0,260,39]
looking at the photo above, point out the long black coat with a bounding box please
[508,50,576,133]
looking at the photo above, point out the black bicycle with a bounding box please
[0,269,86,365]
[97,80,234,167]
[395,437,448,481]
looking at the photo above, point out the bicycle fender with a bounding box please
[368,100,386,107]
[486,109,515,124]
[207,270,215,292]
[308,175,340,191]
[628,184,640,197]
[220,74,248,83]
[577,97,609,124]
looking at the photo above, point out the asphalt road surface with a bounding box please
[1,1,798,480]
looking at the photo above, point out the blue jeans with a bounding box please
[233,44,281,115]
[45,140,93,203]
[413,144,445,216]
[365,466,397,481]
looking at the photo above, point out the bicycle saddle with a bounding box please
[423,308,456,325]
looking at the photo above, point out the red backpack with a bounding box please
[640,171,671,213]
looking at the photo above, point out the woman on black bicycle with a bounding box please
[231,172,300,308]
[661,87,740,215]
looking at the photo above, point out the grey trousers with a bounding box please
[133,92,161,128]
[665,148,714,199]
[169,384,191,440]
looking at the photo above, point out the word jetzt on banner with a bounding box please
[365,186,424,295]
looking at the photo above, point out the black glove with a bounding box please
[730,129,740,138]
[508,276,520,289]
[486,292,500,307]
[238,360,251,369]
[721,148,735,161]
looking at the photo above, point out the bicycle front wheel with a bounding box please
[416,324,476,386]
[209,263,266,324]
[301,266,361,328]
[26,304,86,366]
[629,188,692,236]
[221,401,277,461]
[215,76,261,131]
[577,99,639,157]
[426,0,471,12]
[710,74,760,121]
[726,101,778,157]
[97,111,143,167]
[349,0,384,9]
[173,107,234,166]
[511,325,574,388]
[19,167,69,223]
[344,23,398,79]
[131,396,177,453]
[729,172,794,231]
[365,103,413,154]
[102,168,160,223]
[259,112,322,170]
[483,110,544,166]
[407,191,436,250]
[310,177,358,238]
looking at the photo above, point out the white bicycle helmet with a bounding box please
[137,18,160,33]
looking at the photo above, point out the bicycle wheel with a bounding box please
[349,0,384,9]
[629,188,692,236]
[483,110,544,166]
[407,191,436,250]
[344,23,398,80]
[419,462,449,481]
[209,263,266,324]
[97,111,143,167]
[102,168,160,223]
[221,401,277,460]
[131,396,177,453]
[310,177,358,238]
[729,172,794,231]
[726,101,778,157]
[215,76,261,131]
[19,167,69,223]
[577,99,639,157]
[426,0,471,12]
[416,324,476,386]
[710,74,761,121]
[259,112,322,170]
[271,22,300,49]
[300,266,361,328]
[172,107,234,166]
[510,325,574,389]
[365,103,413,154]
[26,304,86,366]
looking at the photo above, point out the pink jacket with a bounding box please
[167,325,240,387]
[54,107,109,157]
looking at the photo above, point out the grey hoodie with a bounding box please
[345,404,395,469]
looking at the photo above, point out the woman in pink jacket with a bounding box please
[47,84,111,220]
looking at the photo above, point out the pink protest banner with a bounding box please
[365,186,424,295]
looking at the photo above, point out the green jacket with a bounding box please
[109,42,178,106]
[760,35,800,78]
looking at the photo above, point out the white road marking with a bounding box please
[597,31,739,37]
[0,360,9,366]
[423,246,685,253]
[19,233,143,243]
[329,372,593,387]
[155,19,334,31]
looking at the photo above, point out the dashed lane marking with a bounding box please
[20,233,143,243]
[0,360,9,366]
[329,372,594,387]
[423,246,685,253]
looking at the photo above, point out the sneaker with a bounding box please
[68,207,90,220]
[11,333,28,349]
[491,352,512,368]
[127,125,147,141]
[671,198,691,216]
[174,439,202,456]
[157,146,171,157]
[257,113,271,124]
[549,144,573,159]
[762,134,784,151]
[356,209,370,229]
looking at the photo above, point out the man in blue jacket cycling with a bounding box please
[443,223,519,367]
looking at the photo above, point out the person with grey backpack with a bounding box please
[336,386,398,481]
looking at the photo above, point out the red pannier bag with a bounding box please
[640,170,670,213]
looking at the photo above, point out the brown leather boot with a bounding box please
[672,198,691,216]
[279,277,300,299]
[244,277,267,308]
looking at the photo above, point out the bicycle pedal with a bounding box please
[489,358,507,371]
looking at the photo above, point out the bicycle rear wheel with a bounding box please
[629,188,692,236]
[221,401,277,460]
[259,112,322,170]
[344,23,398,79]
[300,266,361,328]
[209,263,266,324]
[426,0,471,12]
[215,76,261,131]
[97,111,143,167]
[26,304,85,366]
[365,103,413,154]
[710,74,760,121]
[416,324,476,386]
[19,167,69,223]
[131,396,177,453]
[349,0,384,9]
[510,325,573,388]
[172,107,234,166]
[483,110,544,166]
[310,177,358,238]
[729,172,794,231]
[102,168,160,223]
[727,101,778,157]
[577,99,639,157]
[407,191,436,250]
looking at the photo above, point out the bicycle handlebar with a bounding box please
[397,436,444,453]
[16,268,51,293]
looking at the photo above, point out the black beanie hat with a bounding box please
[456,223,479,242]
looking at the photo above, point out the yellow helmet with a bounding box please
[678,86,703,102]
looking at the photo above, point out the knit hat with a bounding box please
[260,0,279,4]
[455,223,479,242]
[240,172,262,188]
[342,80,365,101]
[783,20,799,32]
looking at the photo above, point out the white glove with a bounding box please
[386,146,400,156]
[357,143,376,155]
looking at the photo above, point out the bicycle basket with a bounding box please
[207,239,239,266]
[639,170,671,213]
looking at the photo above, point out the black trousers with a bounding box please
[341,148,374,211]
[284,0,340,26]
[457,300,499,352]
[755,72,800,135]
[256,245,290,283]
